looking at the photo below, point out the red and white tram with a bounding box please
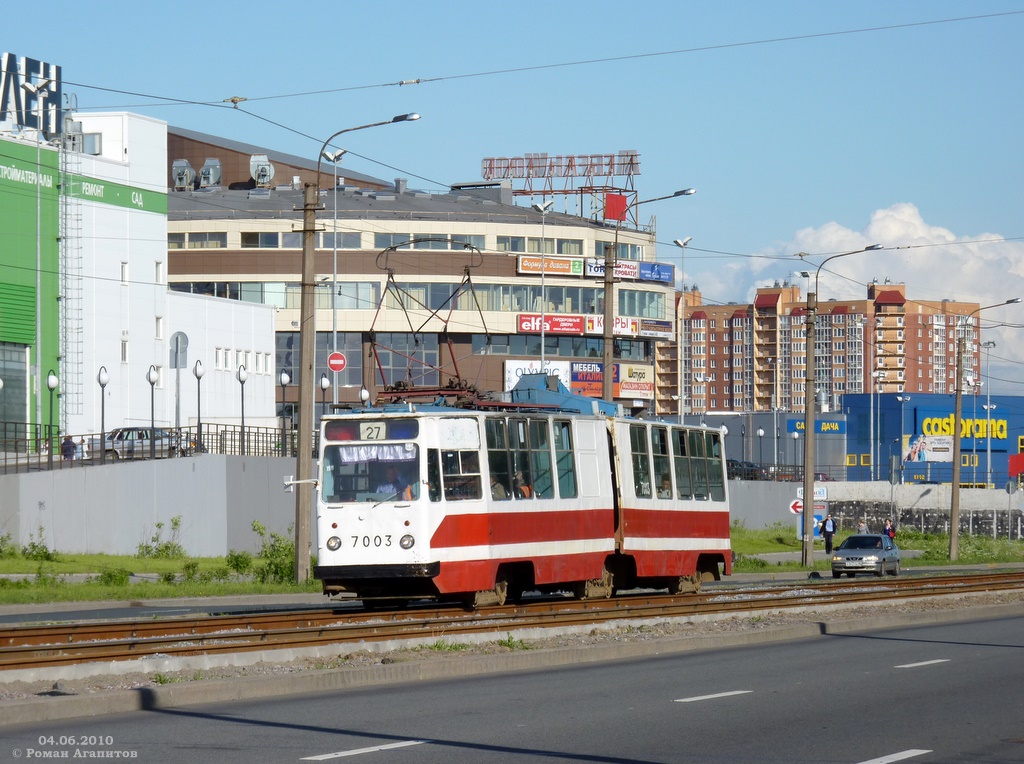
[314,380,731,607]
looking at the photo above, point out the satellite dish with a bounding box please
[249,154,275,188]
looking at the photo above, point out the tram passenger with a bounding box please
[658,475,673,499]
[491,474,510,500]
[513,470,532,499]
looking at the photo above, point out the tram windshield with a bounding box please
[322,442,420,502]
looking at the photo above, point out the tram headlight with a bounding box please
[400,534,415,550]
[326,536,342,551]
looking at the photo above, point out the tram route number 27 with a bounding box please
[352,535,392,548]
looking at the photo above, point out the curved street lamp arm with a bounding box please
[315,114,420,190]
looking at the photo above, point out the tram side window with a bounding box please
[427,449,442,502]
[630,424,652,498]
[672,429,693,499]
[705,431,725,501]
[485,419,512,501]
[651,426,672,500]
[440,449,482,501]
[495,418,535,500]
[688,430,710,500]
[529,420,554,499]
[553,420,577,498]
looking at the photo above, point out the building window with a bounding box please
[241,232,280,248]
[155,316,163,340]
[167,233,185,249]
[187,232,227,249]
[374,233,412,249]
[321,232,362,249]
[120,340,128,363]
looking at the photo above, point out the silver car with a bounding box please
[831,534,901,578]
[94,427,180,460]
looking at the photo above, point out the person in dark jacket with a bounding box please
[820,513,837,554]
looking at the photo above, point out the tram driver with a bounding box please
[376,465,412,499]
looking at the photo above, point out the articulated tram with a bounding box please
[313,378,731,607]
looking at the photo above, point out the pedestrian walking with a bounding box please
[820,513,837,554]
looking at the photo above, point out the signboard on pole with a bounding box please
[327,352,347,372]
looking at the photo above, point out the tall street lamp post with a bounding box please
[672,237,691,423]
[279,369,291,458]
[982,339,996,486]
[46,369,58,469]
[146,365,159,459]
[800,244,883,566]
[602,188,695,401]
[792,431,800,468]
[319,373,330,420]
[193,360,204,454]
[236,365,248,456]
[97,367,109,465]
[532,200,554,367]
[757,428,764,469]
[294,113,420,583]
[322,148,346,406]
[896,394,910,483]
[950,299,1021,560]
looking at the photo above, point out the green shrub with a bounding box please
[251,521,298,584]
[225,550,253,576]
[180,560,200,581]
[95,568,132,587]
[136,516,187,559]
[0,532,17,559]
[22,527,56,562]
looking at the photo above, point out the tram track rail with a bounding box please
[2,571,1023,672]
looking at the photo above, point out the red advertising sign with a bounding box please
[517,314,585,335]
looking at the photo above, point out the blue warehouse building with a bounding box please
[843,393,1022,487]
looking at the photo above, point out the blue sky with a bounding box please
[8,1,1024,384]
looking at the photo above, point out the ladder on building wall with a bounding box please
[59,130,84,428]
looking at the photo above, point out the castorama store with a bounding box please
[843,393,1022,487]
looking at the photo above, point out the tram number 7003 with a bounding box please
[351,535,393,548]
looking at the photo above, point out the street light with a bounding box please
[800,244,883,566]
[322,147,347,407]
[236,364,248,456]
[757,427,764,469]
[146,365,159,459]
[532,199,554,366]
[673,237,692,423]
[896,395,911,484]
[982,340,996,486]
[279,369,291,458]
[24,77,51,431]
[294,113,420,584]
[603,188,696,401]
[792,431,800,468]
[97,367,109,465]
[319,373,330,419]
[46,369,58,469]
[950,299,1021,560]
[193,360,204,455]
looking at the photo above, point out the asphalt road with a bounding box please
[2,612,1023,762]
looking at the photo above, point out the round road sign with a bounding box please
[327,352,347,372]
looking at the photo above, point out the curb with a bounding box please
[3,601,1023,727]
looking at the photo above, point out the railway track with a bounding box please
[2,571,1023,673]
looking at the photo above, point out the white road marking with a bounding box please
[674,690,753,703]
[302,740,427,760]
[856,750,932,763]
[895,659,950,669]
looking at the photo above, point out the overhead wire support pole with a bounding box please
[293,113,419,585]
[800,244,883,567]
[949,298,1021,561]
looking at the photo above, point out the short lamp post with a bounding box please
[950,298,1021,560]
[279,369,291,458]
[236,365,248,456]
[792,431,800,468]
[319,373,330,420]
[800,244,883,566]
[97,366,109,465]
[193,360,204,454]
[757,427,764,469]
[982,340,996,486]
[146,365,159,459]
[46,369,58,470]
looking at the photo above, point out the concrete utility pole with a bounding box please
[294,182,318,583]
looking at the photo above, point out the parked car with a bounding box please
[91,427,181,460]
[727,459,761,480]
[831,534,901,578]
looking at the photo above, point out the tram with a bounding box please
[313,375,731,607]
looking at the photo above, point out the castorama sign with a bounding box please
[0,53,62,135]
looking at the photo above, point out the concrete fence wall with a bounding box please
[0,457,301,557]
